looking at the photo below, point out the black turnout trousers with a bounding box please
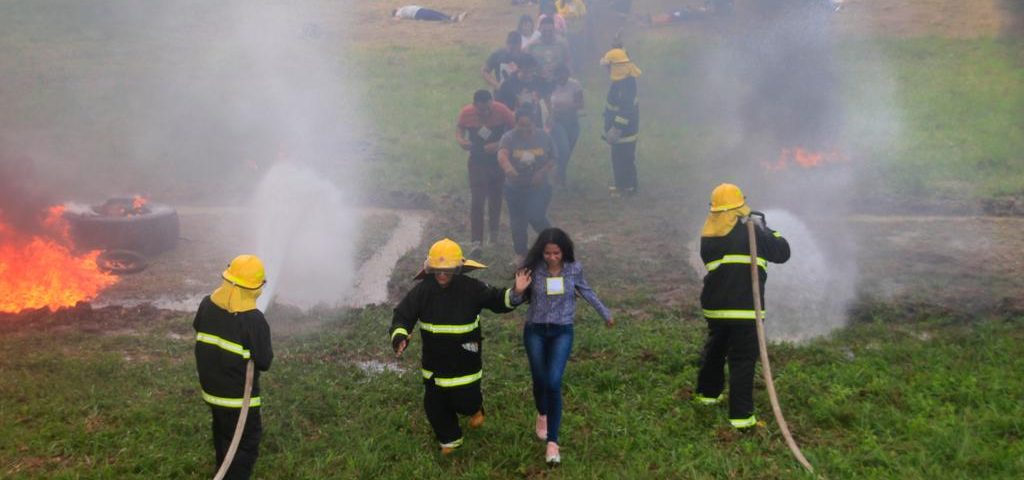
[424,381,483,445]
[695,321,759,421]
[211,406,262,480]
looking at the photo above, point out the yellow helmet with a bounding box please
[600,48,631,65]
[419,238,486,277]
[709,183,746,212]
[222,254,266,289]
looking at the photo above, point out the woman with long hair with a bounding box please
[518,227,613,465]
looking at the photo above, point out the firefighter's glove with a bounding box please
[750,211,767,230]
[605,127,622,144]
[392,333,408,354]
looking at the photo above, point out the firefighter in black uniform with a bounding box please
[194,254,274,479]
[694,184,790,429]
[390,238,532,454]
[600,47,641,196]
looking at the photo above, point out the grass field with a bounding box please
[2,302,1023,478]
[2,1,1024,478]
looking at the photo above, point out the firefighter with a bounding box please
[194,254,273,479]
[600,46,641,197]
[694,184,790,429]
[390,238,532,454]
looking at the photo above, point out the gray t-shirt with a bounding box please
[498,128,556,187]
[550,78,582,115]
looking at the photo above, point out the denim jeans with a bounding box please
[552,113,580,185]
[523,322,574,443]
[505,183,552,255]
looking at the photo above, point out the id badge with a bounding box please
[477,125,492,140]
[546,277,565,295]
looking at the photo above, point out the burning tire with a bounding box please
[97,249,148,275]
[63,197,180,255]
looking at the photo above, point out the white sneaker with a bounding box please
[455,11,468,22]
[545,442,560,465]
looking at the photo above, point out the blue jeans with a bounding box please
[552,113,580,185]
[505,183,552,255]
[523,322,574,443]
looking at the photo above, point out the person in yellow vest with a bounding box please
[390,239,531,454]
[194,255,273,479]
[694,184,789,429]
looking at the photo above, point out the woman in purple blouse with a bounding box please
[518,227,613,465]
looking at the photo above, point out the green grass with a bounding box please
[2,307,1023,478]
[3,2,1024,478]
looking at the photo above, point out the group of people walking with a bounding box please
[462,0,643,261]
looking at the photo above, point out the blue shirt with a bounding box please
[523,261,611,325]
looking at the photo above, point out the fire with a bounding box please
[763,147,845,171]
[132,195,148,211]
[0,206,118,313]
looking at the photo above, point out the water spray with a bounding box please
[746,214,814,473]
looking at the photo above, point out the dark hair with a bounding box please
[473,89,492,104]
[514,103,535,121]
[518,14,534,29]
[515,54,538,70]
[506,31,522,45]
[539,15,555,26]
[521,227,575,270]
[553,63,570,78]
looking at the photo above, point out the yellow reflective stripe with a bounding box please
[614,116,629,125]
[730,415,757,428]
[196,332,251,359]
[695,393,723,405]
[605,102,619,112]
[202,391,262,408]
[504,289,513,309]
[440,438,464,448]
[420,317,480,334]
[421,369,434,379]
[617,134,638,143]
[705,255,767,272]
[773,231,782,238]
[391,327,409,341]
[702,309,765,320]
[428,370,483,388]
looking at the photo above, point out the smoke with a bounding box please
[685,1,904,340]
[250,162,356,310]
[0,2,365,310]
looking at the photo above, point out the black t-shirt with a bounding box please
[496,74,551,125]
[486,49,527,86]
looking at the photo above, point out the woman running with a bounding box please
[518,227,614,465]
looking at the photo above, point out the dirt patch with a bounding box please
[0,302,185,335]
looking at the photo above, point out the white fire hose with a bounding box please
[746,217,814,474]
[213,360,255,480]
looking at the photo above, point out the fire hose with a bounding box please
[746,216,815,474]
[213,360,254,480]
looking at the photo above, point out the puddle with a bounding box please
[343,209,427,307]
[355,359,405,375]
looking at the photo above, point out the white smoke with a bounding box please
[251,162,356,310]
[760,209,856,342]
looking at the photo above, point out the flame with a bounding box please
[132,195,148,211]
[0,207,118,313]
[763,147,845,171]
